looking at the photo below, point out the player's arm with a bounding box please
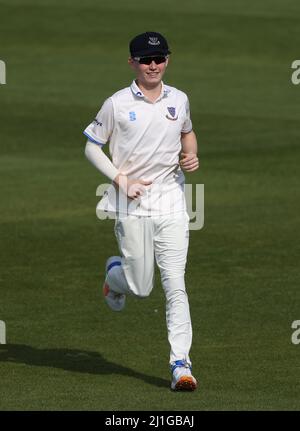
[180,130,199,172]
[85,141,151,199]
[85,141,119,181]
[84,97,151,199]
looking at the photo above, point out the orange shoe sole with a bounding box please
[174,376,197,391]
[103,282,110,297]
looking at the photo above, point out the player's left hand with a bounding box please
[179,152,199,172]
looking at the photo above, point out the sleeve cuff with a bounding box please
[83,131,105,146]
[181,128,193,134]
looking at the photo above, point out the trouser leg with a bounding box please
[162,277,192,365]
[106,215,155,297]
[154,212,192,365]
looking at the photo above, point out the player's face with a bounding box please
[129,56,169,88]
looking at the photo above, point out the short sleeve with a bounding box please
[181,96,193,134]
[83,98,114,145]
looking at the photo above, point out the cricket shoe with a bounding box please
[103,256,126,312]
[171,360,198,391]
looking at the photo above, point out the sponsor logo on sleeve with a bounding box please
[93,118,103,126]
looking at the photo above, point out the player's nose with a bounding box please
[149,61,158,69]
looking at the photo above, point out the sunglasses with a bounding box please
[133,55,167,65]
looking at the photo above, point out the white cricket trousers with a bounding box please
[106,211,193,366]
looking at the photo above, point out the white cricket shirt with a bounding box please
[83,80,193,216]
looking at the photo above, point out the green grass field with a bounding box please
[0,0,300,410]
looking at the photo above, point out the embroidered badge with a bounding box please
[166,107,178,121]
[148,37,160,46]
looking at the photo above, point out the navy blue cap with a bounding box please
[129,32,171,57]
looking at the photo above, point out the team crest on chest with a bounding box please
[166,106,178,121]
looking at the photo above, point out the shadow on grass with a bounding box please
[0,344,169,389]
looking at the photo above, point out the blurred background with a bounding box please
[0,0,299,410]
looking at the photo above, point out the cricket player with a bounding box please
[84,32,199,391]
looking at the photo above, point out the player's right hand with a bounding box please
[114,174,152,200]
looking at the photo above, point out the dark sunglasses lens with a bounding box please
[139,56,166,65]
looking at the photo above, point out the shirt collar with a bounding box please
[130,80,171,101]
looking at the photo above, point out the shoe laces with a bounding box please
[171,359,191,374]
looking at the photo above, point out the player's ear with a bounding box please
[128,57,136,71]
